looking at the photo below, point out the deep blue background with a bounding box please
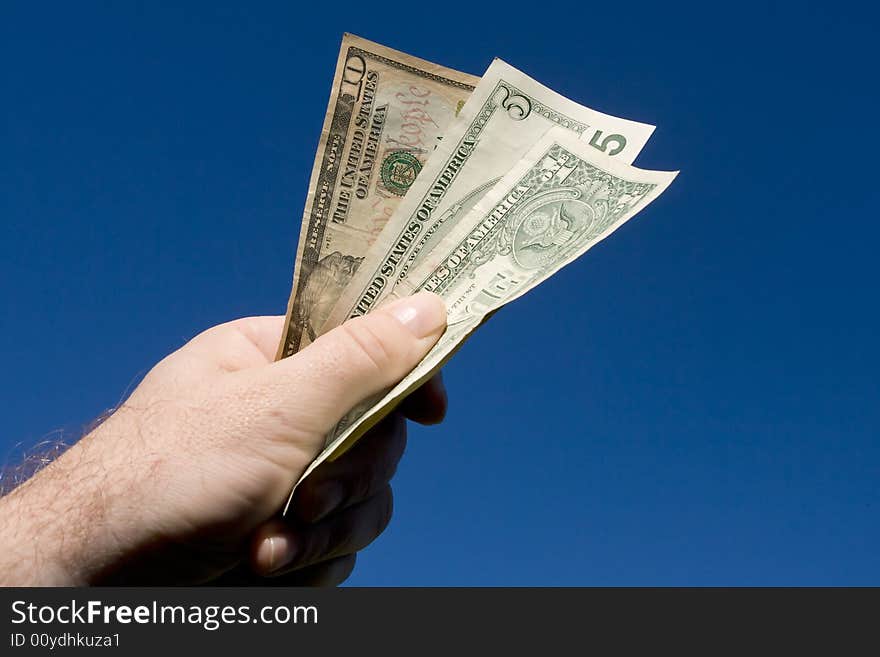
[2,2,878,585]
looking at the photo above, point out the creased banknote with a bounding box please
[275,34,478,359]
[320,59,656,333]
[283,127,677,513]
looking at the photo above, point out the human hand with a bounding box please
[0,292,446,586]
[209,378,447,587]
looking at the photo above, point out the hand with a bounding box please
[210,374,447,586]
[0,292,447,586]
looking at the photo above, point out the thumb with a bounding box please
[246,291,446,447]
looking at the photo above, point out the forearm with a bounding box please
[0,413,145,585]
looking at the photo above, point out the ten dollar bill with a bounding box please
[276,34,478,358]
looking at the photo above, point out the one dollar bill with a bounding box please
[284,126,677,513]
[276,34,478,359]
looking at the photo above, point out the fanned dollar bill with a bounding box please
[320,59,657,333]
[275,34,478,358]
[283,127,677,513]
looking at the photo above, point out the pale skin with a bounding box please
[0,292,447,586]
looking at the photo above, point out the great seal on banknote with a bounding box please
[380,151,422,196]
[469,187,603,272]
[511,194,598,269]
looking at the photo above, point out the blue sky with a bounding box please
[2,1,878,584]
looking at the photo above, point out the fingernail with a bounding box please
[256,535,297,574]
[385,292,446,339]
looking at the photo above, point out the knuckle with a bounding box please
[347,471,375,511]
[302,524,335,568]
[375,486,394,537]
[333,554,357,586]
[294,486,396,569]
[328,512,360,559]
[313,554,356,587]
[346,429,406,507]
[387,415,408,468]
[338,316,401,375]
[373,434,404,488]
